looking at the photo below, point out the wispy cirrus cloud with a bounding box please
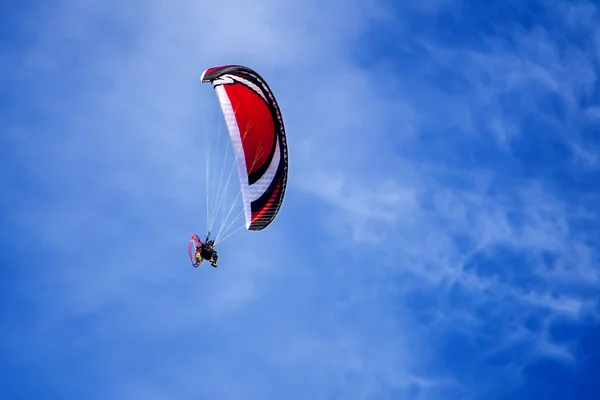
[294,0,600,397]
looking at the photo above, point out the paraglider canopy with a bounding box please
[200,65,288,231]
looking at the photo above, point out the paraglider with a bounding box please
[189,65,289,268]
[189,234,218,268]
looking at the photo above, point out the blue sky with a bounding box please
[2,0,600,399]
